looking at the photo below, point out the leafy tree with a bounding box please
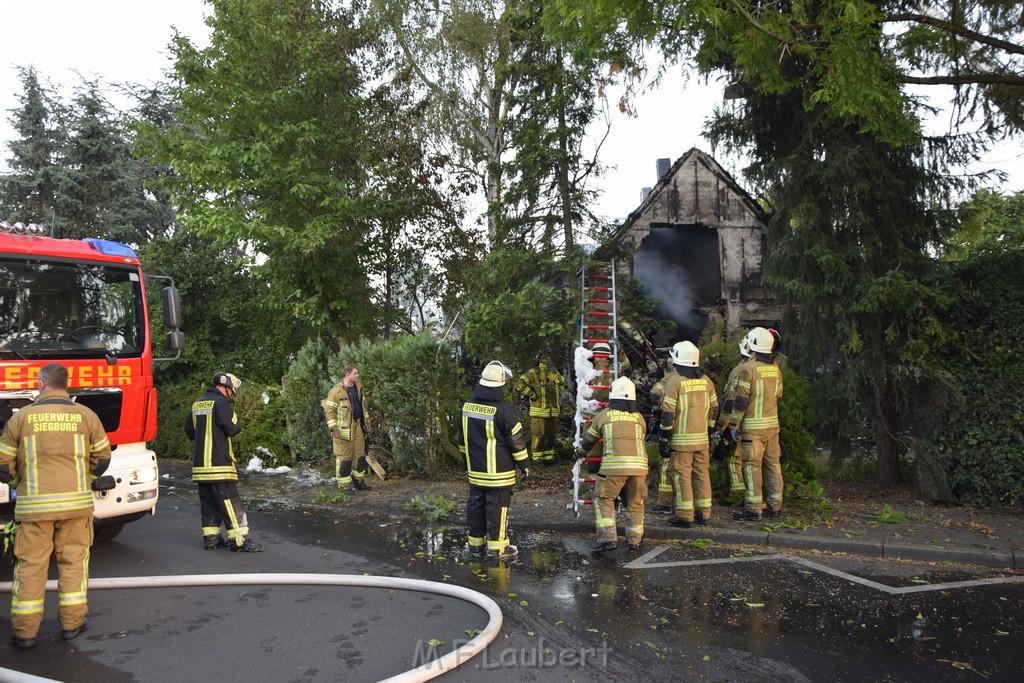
[0,67,68,226]
[137,0,457,344]
[461,248,576,373]
[376,0,605,252]
[933,191,1024,504]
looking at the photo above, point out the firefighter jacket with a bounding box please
[0,390,111,521]
[725,356,783,432]
[716,359,751,430]
[514,363,563,418]
[659,367,719,449]
[579,401,647,476]
[185,387,242,482]
[323,382,370,439]
[459,384,529,488]
[650,377,666,411]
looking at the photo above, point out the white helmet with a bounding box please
[480,360,513,387]
[609,376,636,401]
[213,371,241,392]
[747,327,774,354]
[738,338,751,359]
[670,341,700,367]
[591,342,611,354]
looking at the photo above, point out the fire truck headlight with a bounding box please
[126,489,157,502]
[130,467,158,485]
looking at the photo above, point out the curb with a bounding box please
[159,473,1020,570]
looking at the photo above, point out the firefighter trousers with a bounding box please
[594,474,647,545]
[657,457,674,506]
[198,481,251,547]
[334,421,368,488]
[11,515,92,639]
[741,428,783,514]
[530,416,557,462]
[671,447,712,522]
[466,485,513,554]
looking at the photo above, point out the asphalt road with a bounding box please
[2,479,1024,682]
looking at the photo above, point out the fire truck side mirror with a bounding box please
[161,286,182,329]
[166,330,185,351]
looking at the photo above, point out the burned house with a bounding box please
[610,148,780,342]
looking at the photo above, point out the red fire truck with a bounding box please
[0,220,184,541]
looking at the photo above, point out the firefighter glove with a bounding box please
[0,464,11,484]
[658,440,671,459]
[1,520,15,563]
[780,443,790,463]
[520,468,530,480]
[708,427,717,440]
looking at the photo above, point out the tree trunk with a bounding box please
[874,379,901,485]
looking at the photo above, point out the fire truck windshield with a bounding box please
[0,256,145,359]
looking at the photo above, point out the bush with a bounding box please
[283,332,467,476]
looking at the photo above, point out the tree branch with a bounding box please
[885,13,1024,56]
[901,73,1024,86]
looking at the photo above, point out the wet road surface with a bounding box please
[3,480,1024,681]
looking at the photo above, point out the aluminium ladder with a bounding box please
[570,259,621,517]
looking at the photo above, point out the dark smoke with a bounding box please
[633,226,720,341]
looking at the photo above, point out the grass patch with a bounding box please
[405,494,457,524]
[312,488,349,504]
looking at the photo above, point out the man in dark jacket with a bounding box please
[185,372,261,552]
[460,361,530,561]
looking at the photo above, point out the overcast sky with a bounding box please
[1,1,1020,228]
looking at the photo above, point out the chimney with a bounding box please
[641,187,652,202]
[656,158,671,181]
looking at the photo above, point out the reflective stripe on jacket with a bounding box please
[582,408,647,476]
[514,364,562,418]
[460,385,529,488]
[0,390,110,521]
[322,382,368,439]
[660,372,718,448]
[185,388,241,482]
[728,360,783,432]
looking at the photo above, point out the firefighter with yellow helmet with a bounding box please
[186,371,262,552]
[460,361,531,561]
[648,359,675,515]
[726,328,785,521]
[515,355,563,464]
[0,364,112,648]
[576,376,648,552]
[659,341,719,528]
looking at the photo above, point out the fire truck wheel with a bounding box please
[93,524,124,543]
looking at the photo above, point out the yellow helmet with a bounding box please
[609,376,636,401]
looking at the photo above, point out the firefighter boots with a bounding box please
[668,518,693,529]
[733,509,763,522]
[61,620,88,641]
[231,538,263,553]
[9,634,35,649]
[203,535,229,550]
[591,541,618,553]
[353,480,373,492]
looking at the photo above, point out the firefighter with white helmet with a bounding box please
[726,327,785,521]
[186,371,262,552]
[648,354,675,515]
[576,376,648,552]
[714,336,753,505]
[659,341,719,528]
[460,361,530,561]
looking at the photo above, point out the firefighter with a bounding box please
[726,328,785,521]
[660,341,719,528]
[576,376,648,552]
[714,337,752,506]
[323,365,372,492]
[0,363,112,648]
[460,361,531,561]
[515,355,563,464]
[648,361,675,515]
[185,371,262,552]
[768,328,788,370]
